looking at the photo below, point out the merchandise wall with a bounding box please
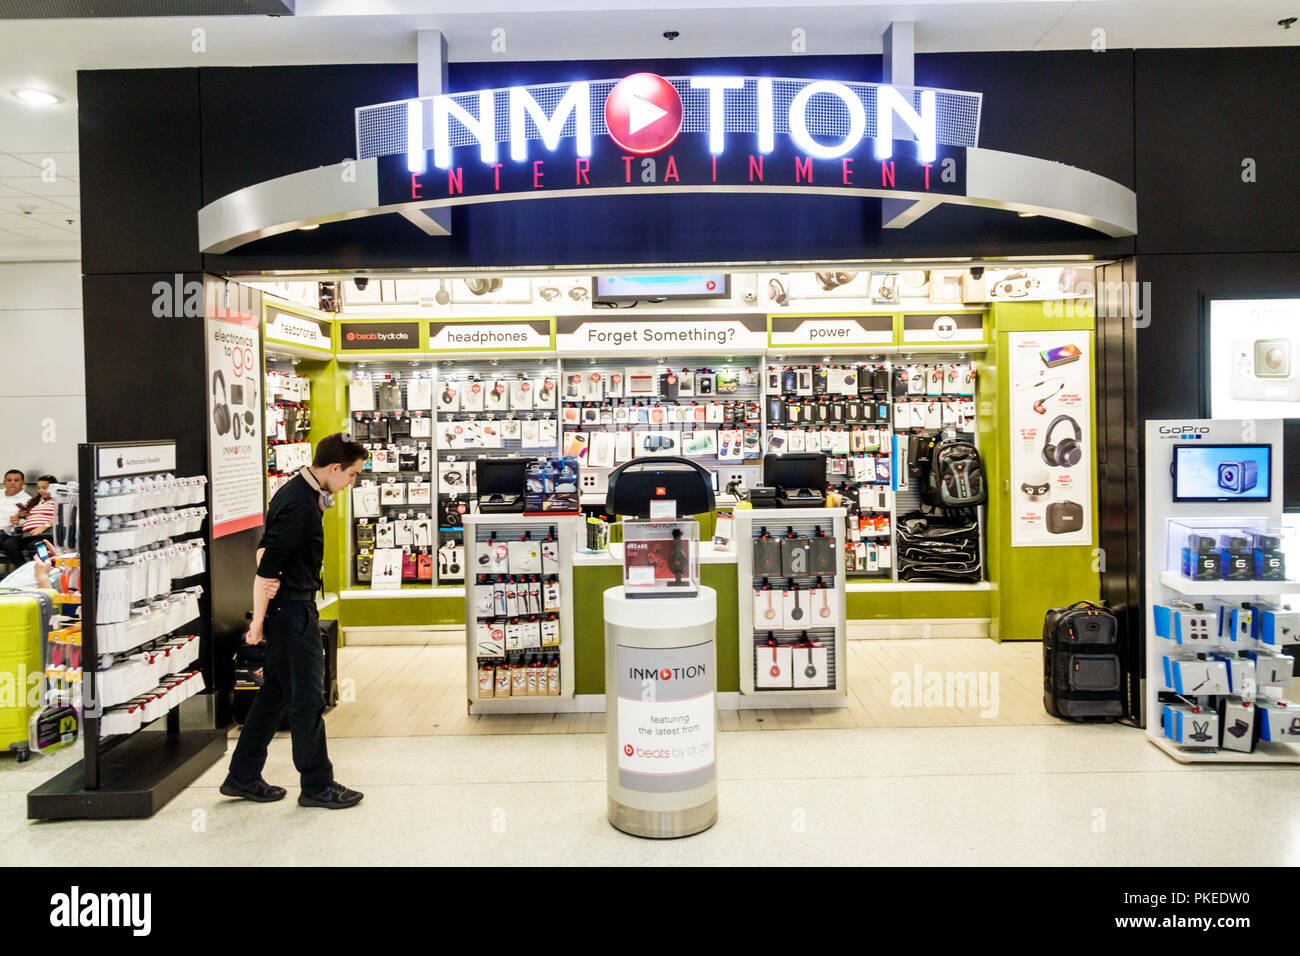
[244,289,1101,664]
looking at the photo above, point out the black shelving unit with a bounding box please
[28,441,226,820]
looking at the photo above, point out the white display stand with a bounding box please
[735,507,848,709]
[604,585,718,838]
[1143,418,1300,764]
[463,513,576,714]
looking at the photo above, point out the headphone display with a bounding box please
[212,370,231,436]
[1041,415,1083,469]
[464,277,504,296]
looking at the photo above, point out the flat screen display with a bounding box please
[593,274,729,301]
[1172,444,1272,502]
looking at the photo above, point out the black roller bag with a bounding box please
[1042,601,1123,722]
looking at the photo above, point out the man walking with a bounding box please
[221,433,368,809]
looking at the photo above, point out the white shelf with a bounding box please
[1158,570,1298,596]
[1148,735,1300,765]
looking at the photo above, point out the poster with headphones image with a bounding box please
[206,313,265,539]
[1008,331,1092,547]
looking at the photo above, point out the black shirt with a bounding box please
[256,473,324,594]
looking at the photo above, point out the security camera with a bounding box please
[353,277,369,291]
[663,30,679,40]
[969,266,984,280]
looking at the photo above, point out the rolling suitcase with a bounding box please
[1042,600,1123,722]
[0,589,53,761]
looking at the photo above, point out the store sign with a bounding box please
[616,641,715,794]
[1009,331,1093,547]
[427,319,553,352]
[339,321,420,350]
[768,314,893,348]
[901,312,985,344]
[96,443,176,479]
[376,74,975,171]
[371,73,973,208]
[198,71,1136,254]
[264,305,331,352]
[206,314,265,538]
[556,314,768,354]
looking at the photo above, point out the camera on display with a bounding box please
[1229,337,1300,402]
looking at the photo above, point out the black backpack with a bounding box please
[923,438,987,509]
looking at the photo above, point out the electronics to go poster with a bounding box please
[1009,331,1092,547]
[1209,299,1300,420]
[206,313,265,537]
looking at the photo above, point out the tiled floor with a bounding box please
[6,722,1300,865]
[322,639,1056,737]
[5,638,1297,866]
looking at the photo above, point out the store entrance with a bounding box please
[242,261,1103,735]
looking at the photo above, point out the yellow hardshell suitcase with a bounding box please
[0,590,52,761]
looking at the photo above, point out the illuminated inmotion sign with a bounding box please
[377,74,974,208]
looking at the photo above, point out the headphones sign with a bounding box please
[427,319,553,353]
[264,306,331,352]
[1009,331,1092,547]
[206,314,265,538]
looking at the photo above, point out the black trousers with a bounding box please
[1,531,52,564]
[228,600,333,792]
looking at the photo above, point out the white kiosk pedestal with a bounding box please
[604,585,717,838]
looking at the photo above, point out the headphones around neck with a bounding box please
[300,467,335,511]
[212,370,231,436]
[1041,415,1083,469]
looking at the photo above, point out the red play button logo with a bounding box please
[604,73,683,155]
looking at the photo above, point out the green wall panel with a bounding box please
[986,301,1101,641]
[572,563,740,696]
[339,593,464,628]
[846,589,991,620]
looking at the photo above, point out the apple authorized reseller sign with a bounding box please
[196,72,1138,254]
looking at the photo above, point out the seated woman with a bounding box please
[1,474,57,565]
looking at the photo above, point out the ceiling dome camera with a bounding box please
[354,277,369,291]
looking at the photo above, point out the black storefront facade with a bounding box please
[72,47,1300,780]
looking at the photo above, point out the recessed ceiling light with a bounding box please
[1018,211,1039,218]
[12,89,63,106]
[298,224,320,231]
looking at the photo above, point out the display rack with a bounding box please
[347,362,437,589]
[462,513,575,714]
[559,357,764,502]
[1143,419,1300,765]
[28,441,226,820]
[264,357,313,502]
[735,507,848,709]
[763,354,979,581]
[435,357,561,583]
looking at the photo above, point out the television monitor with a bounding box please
[477,457,532,498]
[593,274,730,302]
[1171,444,1272,502]
[763,453,828,493]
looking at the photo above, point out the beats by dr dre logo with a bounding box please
[604,73,683,155]
[624,744,634,757]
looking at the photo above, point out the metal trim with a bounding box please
[197,148,1136,254]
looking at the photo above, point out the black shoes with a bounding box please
[220,776,288,803]
[298,781,364,810]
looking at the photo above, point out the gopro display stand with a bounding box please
[1144,418,1300,764]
